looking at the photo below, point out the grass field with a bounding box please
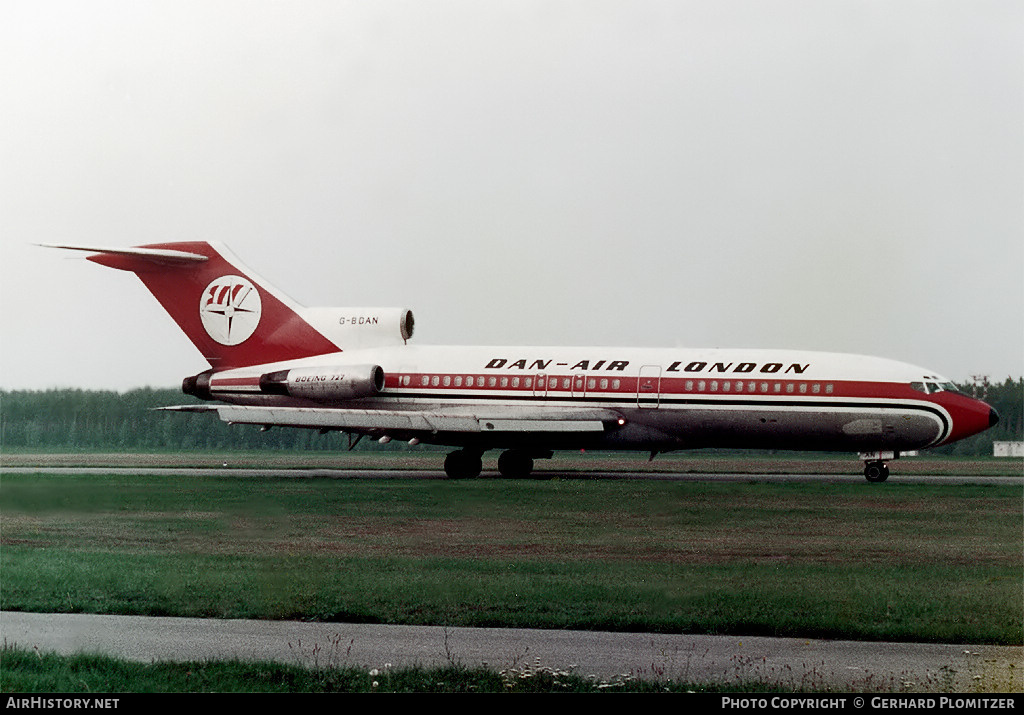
[2,464,1021,645]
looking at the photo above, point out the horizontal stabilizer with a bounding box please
[40,244,209,265]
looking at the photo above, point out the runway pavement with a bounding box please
[2,611,1021,692]
[3,466,1020,485]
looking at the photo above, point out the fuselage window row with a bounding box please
[396,375,840,395]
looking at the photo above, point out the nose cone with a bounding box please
[937,393,1001,446]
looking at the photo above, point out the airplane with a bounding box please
[46,241,999,481]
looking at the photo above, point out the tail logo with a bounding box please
[199,275,262,346]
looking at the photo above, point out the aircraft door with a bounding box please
[637,365,662,408]
[534,373,549,398]
[571,374,587,398]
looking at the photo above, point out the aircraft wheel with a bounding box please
[444,450,482,479]
[864,461,889,483]
[498,450,534,479]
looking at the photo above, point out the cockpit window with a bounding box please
[911,380,962,395]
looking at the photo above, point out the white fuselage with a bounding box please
[198,344,977,454]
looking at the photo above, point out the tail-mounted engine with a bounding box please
[258,365,385,401]
[303,307,414,349]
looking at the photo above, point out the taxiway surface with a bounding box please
[2,611,1021,692]
[4,467,1020,486]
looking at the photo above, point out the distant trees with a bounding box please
[1,378,1020,455]
[0,388,372,452]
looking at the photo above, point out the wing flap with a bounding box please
[159,405,621,434]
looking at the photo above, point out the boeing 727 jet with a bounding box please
[47,242,998,481]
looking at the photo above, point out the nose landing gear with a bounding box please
[863,461,890,482]
[859,451,896,482]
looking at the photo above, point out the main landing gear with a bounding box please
[443,450,483,479]
[443,449,550,479]
[497,450,534,479]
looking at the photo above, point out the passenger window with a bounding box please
[455,376,463,387]
[467,376,475,387]
[443,376,451,387]
[421,376,430,387]
[600,378,609,390]
[612,379,621,389]
[826,384,833,394]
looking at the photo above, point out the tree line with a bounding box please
[0,388,367,452]
[1,378,1020,455]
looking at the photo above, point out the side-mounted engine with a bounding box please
[258,365,385,400]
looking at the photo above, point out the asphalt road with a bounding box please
[2,611,1021,692]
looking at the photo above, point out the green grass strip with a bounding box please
[2,475,1020,644]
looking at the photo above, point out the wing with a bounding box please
[158,404,624,437]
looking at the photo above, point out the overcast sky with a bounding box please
[2,1,1021,391]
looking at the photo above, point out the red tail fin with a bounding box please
[55,241,341,368]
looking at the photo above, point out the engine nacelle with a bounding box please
[302,307,414,349]
[182,369,214,400]
[259,365,385,401]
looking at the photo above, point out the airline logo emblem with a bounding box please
[199,275,262,345]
